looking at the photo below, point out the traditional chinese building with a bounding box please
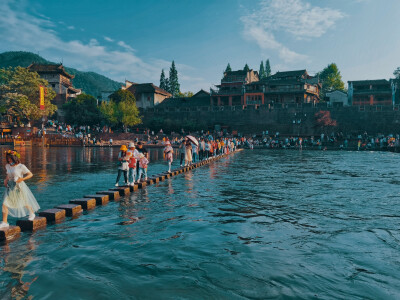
[28,63,81,111]
[244,70,320,106]
[211,69,320,106]
[211,69,259,106]
[158,89,210,108]
[348,79,395,106]
[123,80,171,109]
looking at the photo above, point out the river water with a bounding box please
[0,147,400,299]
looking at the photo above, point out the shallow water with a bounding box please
[1,148,400,299]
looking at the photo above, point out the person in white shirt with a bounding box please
[0,150,40,228]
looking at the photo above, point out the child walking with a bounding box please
[115,145,129,187]
[127,142,138,186]
[137,153,149,182]
[0,150,40,228]
[163,141,173,173]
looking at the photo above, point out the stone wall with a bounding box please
[142,104,400,135]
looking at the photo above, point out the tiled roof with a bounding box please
[127,83,171,97]
[28,63,74,79]
[348,79,390,85]
[271,70,307,79]
[193,89,210,97]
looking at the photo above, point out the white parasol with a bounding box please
[186,135,199,146]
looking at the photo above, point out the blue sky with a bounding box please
[0,0,399,93]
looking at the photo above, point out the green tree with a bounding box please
[100,89,141,130]
[63,93,101,126]
[225,63,232,73]
[259,61,266,79]
[160,69,167,90]
[169,60,180,97]
[0,67,57,122]
[243,63,250,72]
[318,63,345,99]
[177,91,194,98]
[393,67,400,79]
[265,59,272,77]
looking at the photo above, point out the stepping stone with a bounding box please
[39,209,66,223]
[0,226,21,243]
[84,194,109,206]
[145,178,154,185]
[70,198,96,210]
[150,177,159,183]
[16,217,46,232]
[137,181,147,188]
[110,187,130,196]
[97,190,120,201]
[55,204,83,217]
[159,175,165,181]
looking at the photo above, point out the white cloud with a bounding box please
[104,36,114,42]
[117,40,135,52]
[0,0,207,92]
[241,0,345,62]
[67,25,75,30]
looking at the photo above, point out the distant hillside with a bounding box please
[0,51,122,97]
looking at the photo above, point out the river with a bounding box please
[0,147,399,299]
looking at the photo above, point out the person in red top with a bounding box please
[127,142,138,186]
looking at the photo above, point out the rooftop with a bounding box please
[28,63,74,79]
[127,83,171,97]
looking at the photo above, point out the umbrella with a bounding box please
[186,135,199,147]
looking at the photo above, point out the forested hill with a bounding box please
[0,51,122,98]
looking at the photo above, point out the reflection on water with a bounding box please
[1,149,400,298]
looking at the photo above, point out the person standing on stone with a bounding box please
[179,140,186,167]
[163,140,174,173]
[137,153,149,182]
[184,139,192,166]
[135,142,149,181]
[115,145,129,187]
[0,150,40,228]
[127,142,138,186]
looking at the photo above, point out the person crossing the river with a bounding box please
[136,142,149,181]
[163,140,173,173]
[0,150,40,228]
[115,145,129,187]
[127,142,138,186]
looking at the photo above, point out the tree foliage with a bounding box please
[0,67,57,121]
[393,67,400,79]
[225,63,232,73]
[177,91,194,98]
[259,61,266,79]
[317,63,345,98]
[100,89,141,130]
[63,93,101,126]
[160,69,167,90]
[168,60,180,97]
[265,59,272,77]
[314,110,337,131]
[243,63,250,72]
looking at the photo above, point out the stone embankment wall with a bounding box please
[143,104,400,135]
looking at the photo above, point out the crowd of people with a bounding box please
[114,136,242,186]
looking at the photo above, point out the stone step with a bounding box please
[55,204,83,217]
[16,216,46,232]
[0,226,21,243]
[84,194,109,206]
[70,198,96,210]
[96,190,120,201]
[39,209,66,223]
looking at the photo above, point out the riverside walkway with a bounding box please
[0,149,243,244]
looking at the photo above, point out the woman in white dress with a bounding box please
[0,150,40,228]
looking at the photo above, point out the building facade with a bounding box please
[348,80,394,106]
[123,80,171,109]
[326,90,348,107]
[211,69,259,106]
[28,64,81,115]
[211,69,320,106]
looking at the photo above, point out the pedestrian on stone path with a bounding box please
[164,140,173,173]
[0,150,40,228]
[115,145,129,186]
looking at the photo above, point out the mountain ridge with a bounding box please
[0,51,122,97]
